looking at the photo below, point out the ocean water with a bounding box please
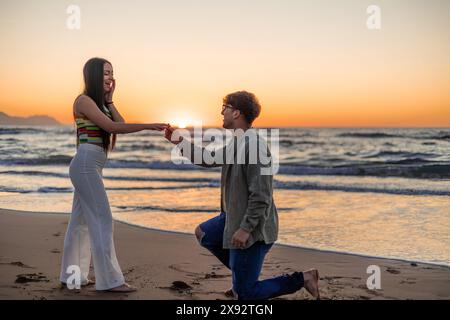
[0,126,449,265]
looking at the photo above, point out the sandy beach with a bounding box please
[1,208,449,300]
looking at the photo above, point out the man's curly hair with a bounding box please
[223,91,261,125]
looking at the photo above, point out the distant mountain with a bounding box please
[0,111,61,126]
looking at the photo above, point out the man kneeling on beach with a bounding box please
[165,91,320,300]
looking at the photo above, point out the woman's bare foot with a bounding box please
[303,269,320,300]
[106,283,137,293]
[60,278,95,287]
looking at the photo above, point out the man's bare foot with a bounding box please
[105,283,137,293]
[303,269,320,300]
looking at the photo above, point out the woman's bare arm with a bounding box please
[76,95,167,134]
[106,103,125,123]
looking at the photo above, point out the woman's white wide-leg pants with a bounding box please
[60,143,125,290]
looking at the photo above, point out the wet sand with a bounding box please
[1,208,449,300]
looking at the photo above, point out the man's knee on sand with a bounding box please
[195,225,205,245]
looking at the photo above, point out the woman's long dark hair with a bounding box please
[81,57,116,153]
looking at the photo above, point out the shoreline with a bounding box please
[1,208,449,300]
[115,215,450,269]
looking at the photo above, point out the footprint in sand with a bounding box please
[0,261,35,269]
[365,289,383,296]
[200,253,213,257]
[50,249,61,254]
[157,280,193,295]
[169,263,203,277]
[15,273,49,284]
[170,281,192,291]
[324,276,362,281]
[123,267,135,275]
[400,279,416,284]
[386,267,401,274]
[169,263,231,280]
[204,271,229,279]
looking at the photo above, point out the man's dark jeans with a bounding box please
[198,212,304,300]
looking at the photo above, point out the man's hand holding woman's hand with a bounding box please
[164,125,184,145]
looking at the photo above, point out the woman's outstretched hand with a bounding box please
[147,123,170,131]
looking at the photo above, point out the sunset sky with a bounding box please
[0,0,449,127]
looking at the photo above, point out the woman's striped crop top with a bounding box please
[75,105,112,145]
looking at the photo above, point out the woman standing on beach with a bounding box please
[59,57,168,292]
